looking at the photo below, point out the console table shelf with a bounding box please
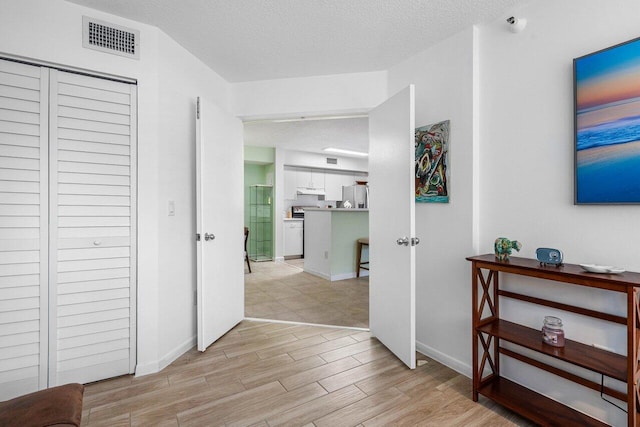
[467,254,640,427]
[479,377,610,427]
[477,319,627,381]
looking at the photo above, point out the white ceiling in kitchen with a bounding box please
[244,116,369,155]
[64,0,529,155]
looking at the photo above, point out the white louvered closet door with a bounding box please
[0,60,49,400]
[49,69,136,386]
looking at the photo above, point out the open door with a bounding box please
[368,85,417,369]
[195,97,244,352]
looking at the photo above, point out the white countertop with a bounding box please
[304,208,369,212]
[283,217,304,221]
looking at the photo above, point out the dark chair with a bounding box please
[244,227,251,273]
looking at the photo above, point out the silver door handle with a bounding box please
[204,233,215,241]
[396,237,409,246]
[411,237,420,246]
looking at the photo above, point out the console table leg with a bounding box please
[628,288,639,427]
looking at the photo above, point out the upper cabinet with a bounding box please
[284,166,368,201]
[284,168,297,200]
[296,169,325,190]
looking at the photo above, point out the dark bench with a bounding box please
[0,383,84,427]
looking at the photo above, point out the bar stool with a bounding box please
[356,237,369,278]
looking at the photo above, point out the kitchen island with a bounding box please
[304,208,369,281]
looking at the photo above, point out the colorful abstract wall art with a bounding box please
[415,120,450,203]
[575,37,640,204]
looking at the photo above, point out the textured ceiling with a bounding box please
[64,0,528,155]
[65,0,526,83]
[244,117,369,155]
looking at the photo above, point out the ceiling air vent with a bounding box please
[326,157,338,165]
[83,16,140,59]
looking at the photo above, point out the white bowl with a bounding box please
[579,264,624,274]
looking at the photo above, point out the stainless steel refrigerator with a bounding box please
[342,185,369,208]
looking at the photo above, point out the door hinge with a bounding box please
[196,233,201,241]
[196,97,200,119]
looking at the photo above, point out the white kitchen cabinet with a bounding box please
[296,168,324,190]
[283,220,304,257]
[283,168,297,199]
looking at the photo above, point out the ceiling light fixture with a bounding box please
[323,147,368,157]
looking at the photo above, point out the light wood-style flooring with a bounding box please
[245,260,369,328]
[81,320,532,426]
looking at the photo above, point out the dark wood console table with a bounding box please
[467,254,640,427]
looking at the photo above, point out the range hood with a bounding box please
[296,187,326,196]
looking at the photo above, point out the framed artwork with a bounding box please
[574,37,640,204]
[415,120,450,203]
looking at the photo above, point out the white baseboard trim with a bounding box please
[135,335,196,377]
[416,339,471,378]
[134,360,159,377]
[303,268,331,281]
[330,271,369,281]
[305,269,369,282]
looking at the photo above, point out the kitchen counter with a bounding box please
[303,209,369,281]
[304,208,368,212]
[283,218,304,221]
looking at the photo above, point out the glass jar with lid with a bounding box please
[542,316,565,347]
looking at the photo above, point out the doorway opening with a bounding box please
[242,116,370,329]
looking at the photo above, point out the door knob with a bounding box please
[204,233,215,241]
[411,237,420,246]
[396,237,409,246]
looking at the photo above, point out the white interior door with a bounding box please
[49,69,137,385]
[368,85,416,369]
[0,60,49,399]
[0,59,137,398]
[195,97,244,352]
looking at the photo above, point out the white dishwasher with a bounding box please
[283,219,304,257]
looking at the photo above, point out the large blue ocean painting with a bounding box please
[575,38,640,203]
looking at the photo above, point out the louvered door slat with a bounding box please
[0,97,40,114]
[50,69,136,386]
[58,95,130,116]
[0,59,48,400]
[58,139,131,155]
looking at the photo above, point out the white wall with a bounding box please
[283,149,368,172]
[387,27,478,376]
[232,71,388,120]
[477,1,640,424]
[387,1,640,423]
[1,0,233,376]
[155,29,232,369]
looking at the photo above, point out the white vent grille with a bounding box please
[83,16,140,59]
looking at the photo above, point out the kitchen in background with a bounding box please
[244,147,370,328]
[282,165,368,260]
